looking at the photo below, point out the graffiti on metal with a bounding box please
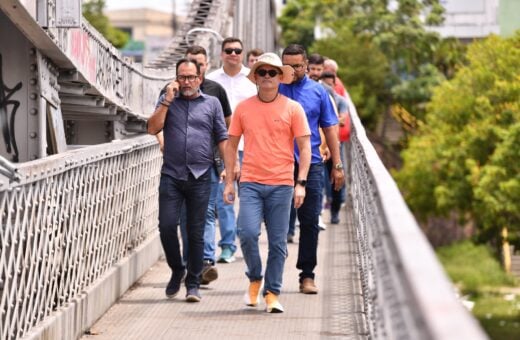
[69,29,97,84]
[0,54,22,162]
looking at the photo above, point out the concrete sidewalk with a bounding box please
[81,208,365,339]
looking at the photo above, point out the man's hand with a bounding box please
[223,182,236,204]
[165,80,179,101]
[294,185,306,209]
[330,167,345,191]
[321,147,331,162]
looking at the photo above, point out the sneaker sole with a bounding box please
[266,305,284,313]
[217,256,236,263]
[201,267,218,283]
[165,291,180,298]
[299,288,318,294]
[186,295,201,302]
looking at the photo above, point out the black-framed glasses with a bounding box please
[256,69,280,77]
[287,63,305,71]
[177,75,199,82]
[224,48,243,55]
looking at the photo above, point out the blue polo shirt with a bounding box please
[157,91,228,180]
[279,75,338,164]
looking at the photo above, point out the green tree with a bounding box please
[278,0,317,47]
[395,33,520,242]
[311,27,391,128]
[278,0,455,129]
[82,0,129,48]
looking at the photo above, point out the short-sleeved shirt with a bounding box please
[206,66,257,151]
[206,66,257,111]
[279,75,338,164]
[229,94,310,186]
[156,92,228,180]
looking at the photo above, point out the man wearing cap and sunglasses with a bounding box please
[207,37,257,264]
[223,53,311,313]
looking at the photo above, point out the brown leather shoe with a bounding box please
[299,278,318,294]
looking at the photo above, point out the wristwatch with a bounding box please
[296,179,307,187]
[334,162,344,170]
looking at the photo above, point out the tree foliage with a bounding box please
[311,27,390,128]
[82,0,129,48]
[278,0,460,128]
[395,33,520,239]
[278,0,317,47]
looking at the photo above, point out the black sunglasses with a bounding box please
[256,69,280,77]
[224,48,243,55]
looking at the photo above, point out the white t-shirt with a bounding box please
[207,66,257,151]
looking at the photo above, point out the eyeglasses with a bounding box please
[287,64,305,71]
[256,69,280,77]
[176,75,199,82]
[224,48,243,55]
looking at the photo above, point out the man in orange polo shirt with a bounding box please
[223,53,311,313]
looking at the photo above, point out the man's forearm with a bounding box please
[323,125,341,165]
[223,140,238,184]
[295,136,311,180]
[147,104,168,135]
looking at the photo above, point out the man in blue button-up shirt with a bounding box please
[279,44,345,295]
[147,58,228,303]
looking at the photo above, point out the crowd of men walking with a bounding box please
[147,37,350,313]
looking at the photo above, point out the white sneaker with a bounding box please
[318,215,327,230]
[265,291,284,313]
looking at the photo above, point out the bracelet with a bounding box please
[160,102,170,108]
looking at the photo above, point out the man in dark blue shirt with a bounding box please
[147,58,228,303]
[156,47,233,286]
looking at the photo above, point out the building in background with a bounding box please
[106,8,182,63]
[432,0,520,41]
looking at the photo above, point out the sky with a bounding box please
[104,0,190,14]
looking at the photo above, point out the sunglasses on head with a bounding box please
[224,48,243,55]
[256,69,280,77]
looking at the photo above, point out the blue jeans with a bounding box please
[238,182,294,295]
[289,163,324,282]
[158,171,211,289]
[180,169,219,264]
[217,181,237,253]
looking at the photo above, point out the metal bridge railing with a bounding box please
[0,136,162,340]
[346,98,488,339]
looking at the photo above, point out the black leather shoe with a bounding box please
[165,269,186,298]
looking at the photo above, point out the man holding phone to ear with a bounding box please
[147,58,228,303]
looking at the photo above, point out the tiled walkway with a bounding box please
[81,208,365,339]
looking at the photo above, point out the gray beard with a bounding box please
[181,87,199,97]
